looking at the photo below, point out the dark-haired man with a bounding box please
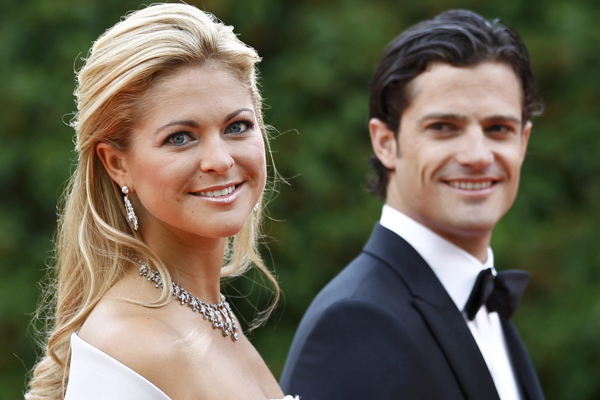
[280,10,545,400]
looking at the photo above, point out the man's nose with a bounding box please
[454,128,494,171]
[199,136,234,174]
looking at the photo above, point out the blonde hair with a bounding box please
[26,4,279,399]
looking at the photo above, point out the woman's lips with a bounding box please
[190,183,243,204]
[196,184,236,197]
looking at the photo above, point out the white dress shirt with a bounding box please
[380,205,521,400]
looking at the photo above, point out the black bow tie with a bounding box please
[464,268,530,321]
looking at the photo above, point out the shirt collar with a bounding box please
[379,204,494,311]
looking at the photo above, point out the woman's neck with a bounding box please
[139,224,227,304]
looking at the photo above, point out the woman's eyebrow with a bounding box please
[224,108,254,123]
[154,108,255,134]
[154,120,200,134]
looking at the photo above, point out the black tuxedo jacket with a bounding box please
[280,224,544,400]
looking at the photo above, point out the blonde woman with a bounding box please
[26,4,296,399]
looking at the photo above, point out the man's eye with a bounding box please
[167,132,192,145]
[487,125,513,134]
[429,122,456,132]
[227,121,252,134]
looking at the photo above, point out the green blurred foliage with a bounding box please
[1,0,599,398]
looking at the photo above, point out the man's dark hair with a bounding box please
[368,9,542,200]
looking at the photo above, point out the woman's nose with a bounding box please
[199,136,234,174]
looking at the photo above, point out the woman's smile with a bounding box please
[190,182,245,204]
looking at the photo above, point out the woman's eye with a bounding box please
[227,121,252,134]
[167,132,193,145]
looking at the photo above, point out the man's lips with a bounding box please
[443,179,500,191]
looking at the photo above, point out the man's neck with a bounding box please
[386,204,492,263]
[436,232,491,263]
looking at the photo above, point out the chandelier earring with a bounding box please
[121,186,139,231]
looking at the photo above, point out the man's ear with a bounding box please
[520,121,532,161]
[369,118,398,170]
[96,142,129,188]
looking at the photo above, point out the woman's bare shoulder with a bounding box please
[77,273,194,396]
[77,272,279,399]
[79,270,174,344]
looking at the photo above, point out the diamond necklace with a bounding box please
[134,258,239,341]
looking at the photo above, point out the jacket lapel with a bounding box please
[363,223,500,400]
[502,321,545,400]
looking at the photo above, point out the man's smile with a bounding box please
[444,180,499,191]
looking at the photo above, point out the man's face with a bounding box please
[373,61,531,243]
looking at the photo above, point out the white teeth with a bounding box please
[448,181,493,190]
[198,185,235,197]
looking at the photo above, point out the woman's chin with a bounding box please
[194,220,249,239]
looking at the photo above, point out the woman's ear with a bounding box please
[96,142,128,188]
[369,118,398,170]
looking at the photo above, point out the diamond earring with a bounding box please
[253,202,260,212]
[121,186,138,231]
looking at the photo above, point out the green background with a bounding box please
[1,0,599,398]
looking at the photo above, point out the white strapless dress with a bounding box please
[65,333,298,400]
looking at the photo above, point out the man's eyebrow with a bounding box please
[155,120,200,135]
[481,115,522,124]
[418,113,469,124]
[418,113,522,125]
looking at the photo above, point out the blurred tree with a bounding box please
[1,0,598,398]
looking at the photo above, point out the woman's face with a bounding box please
[120,64,266,242]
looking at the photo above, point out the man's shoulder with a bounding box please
[312,225,420,308]
[280,242,425,395]
[296,245,414,337]
[316,250,404,303]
